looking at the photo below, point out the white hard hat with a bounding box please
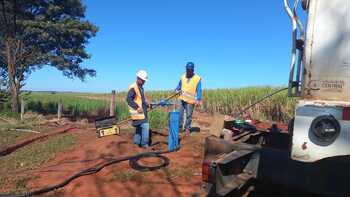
[136,70,148,81]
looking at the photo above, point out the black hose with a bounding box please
[129,152,170,172]
[0,148,178,197]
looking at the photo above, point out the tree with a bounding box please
[0,0,97,112]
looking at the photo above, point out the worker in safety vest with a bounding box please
[175,62,202,135]
[126,70,151,148]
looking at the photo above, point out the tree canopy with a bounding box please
[0,0,98,112]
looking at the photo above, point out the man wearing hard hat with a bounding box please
[175,62,202,135]
[126,70,151,148]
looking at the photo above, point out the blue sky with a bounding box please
[24,0,306,93]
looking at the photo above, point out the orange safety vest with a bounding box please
[128,82,145,120]
[179,74,201,104]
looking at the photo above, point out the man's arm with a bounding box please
[175,80,182,92]
[126,88,139,110]
[196,79,202,101]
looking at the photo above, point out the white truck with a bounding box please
[202,0,350,196]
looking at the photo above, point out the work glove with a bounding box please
[137,107,143,113]
[159,99,167,107]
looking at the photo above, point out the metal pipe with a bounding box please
[293,0,305,96]
[284,0,297,96]
[293,0,305,40]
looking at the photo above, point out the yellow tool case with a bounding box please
[95,116,120,138]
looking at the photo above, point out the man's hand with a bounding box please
[137,107,143,113]
[195,100,202,107]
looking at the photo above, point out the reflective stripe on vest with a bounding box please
[179,74,201,104]
[128,82,145,120]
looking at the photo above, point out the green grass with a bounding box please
[0,113,47,149]
[0,134,75,194]
[164,167,196,181]
[202,87,297,122]
[132,87,296,122]
[0,129,31,149]
[15,92,126,119]
[110,170,145,183]
[0,177,7,189]
[0,175,40,194]
[25,92,109,117]
[13,177,30,193]
[149,109,168,130]
[0,134,75,171]
[1,86,297,123]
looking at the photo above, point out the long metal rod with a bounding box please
[233,87,288,118]
[284,0,298,96]
[293,0,305,96]
[115,91,181,125]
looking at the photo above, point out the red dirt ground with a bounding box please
[0,112,287,197]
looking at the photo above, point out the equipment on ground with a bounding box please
[168,111,180,151]
[95,116,120,138]
[202,0,350,196]
[94,91,180,138]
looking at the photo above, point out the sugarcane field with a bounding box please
[1,0,350,197]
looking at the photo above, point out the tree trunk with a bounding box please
[10,80,19,113]
[5,39,20,113]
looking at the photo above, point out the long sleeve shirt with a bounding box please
[175,78,202,101]
[126,85,148,126]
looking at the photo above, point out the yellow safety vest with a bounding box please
[128,82,145,120]
[179,74,201,104]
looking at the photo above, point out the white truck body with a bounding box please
[292,0,350,162]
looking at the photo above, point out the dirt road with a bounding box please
[0,112,287,197]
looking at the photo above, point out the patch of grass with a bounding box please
[13,177,30,193]
[0,176,40,194]
[110,170,145,183]
[149,109,168,130]
[0,129,31,149]
[165,167,195,181]
[25,92,109,118]
[0,113,48,149]
[0,110,20,119]
[115,102,130,121]
[0,134,75,171]
[0,176,7,189]
[202,87,297,122]
[11,86,297,125]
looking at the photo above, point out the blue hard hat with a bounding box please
[186,62,194,70]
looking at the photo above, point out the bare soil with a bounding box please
[0,112,287,197]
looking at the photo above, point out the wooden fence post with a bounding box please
[110,90,116,117]
[57,101,62,120]
[20,98,25,121]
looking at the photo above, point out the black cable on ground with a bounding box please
[129,152,170,172]
[0,148,179,197]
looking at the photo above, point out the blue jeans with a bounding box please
[133,122,150,147]
[179,100,195,130]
